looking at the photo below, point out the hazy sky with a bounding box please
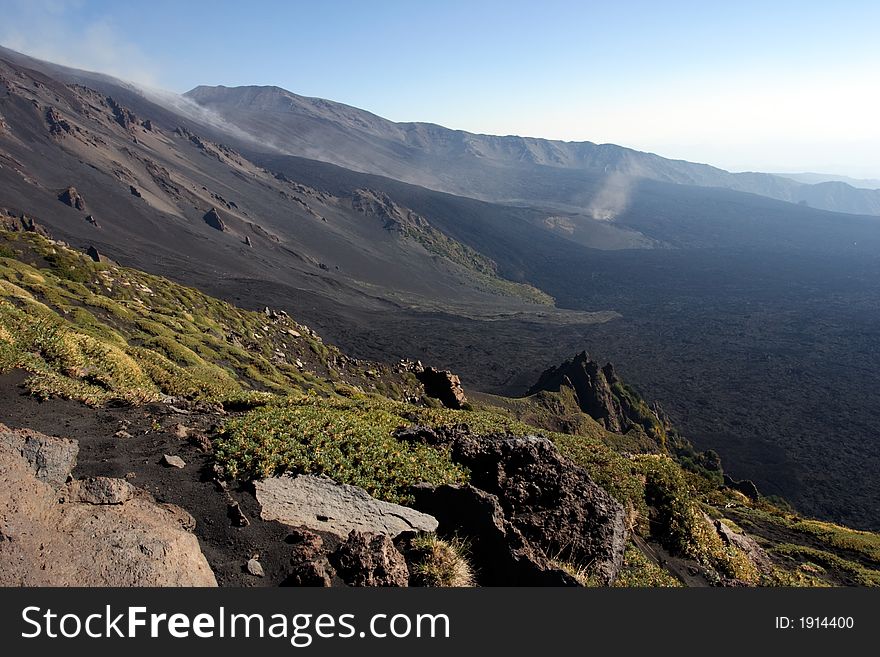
[2,0,879,177]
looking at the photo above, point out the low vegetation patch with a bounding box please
[407,534,474,587]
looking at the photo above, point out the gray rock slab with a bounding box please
[255,475,437,538]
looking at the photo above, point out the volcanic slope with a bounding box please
[2,228,879,588]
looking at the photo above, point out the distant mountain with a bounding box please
[774,172,880,190]
[185,84,880,217]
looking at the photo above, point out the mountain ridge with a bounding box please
[184,82,880,216]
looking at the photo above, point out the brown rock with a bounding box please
[45,107,72,136]
[64,477,134,505]
[284,529,334,587]
[330,531,409,587]
[58,186,85,211]
[416,366,468,409]
[0,438,216,586]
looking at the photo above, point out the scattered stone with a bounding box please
[203,207,226,231]
[330,531,409,587]
[244,235,252,247]
[172,423,190,439]
[0,423,78,488]
[161,454,186,469]
[246,557,265,577]
[114,430,132,439]
[142,119,153,131]
[129,185,142,198]
[416,367,468,409]
[58,186,85,211]
[254,475,438,539]
[84,214,99,227]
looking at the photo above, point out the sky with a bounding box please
[1,0,879,178]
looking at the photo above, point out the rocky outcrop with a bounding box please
[411,483,579,585]
[203,207,226,231]
[254,474,438,539]
[401,425,628,584]
[528,352,625,431]
[712,516,773,573]
[0,427,217,586]
[58,186,86,211]
[45,106,72,136]
[416,366,468,409]
[107,96,137,131]
[723,474,760,500]
[330,531,410,587]
[86,245,112,264]
[528,351,669,441]
[351,188,430,233]
[0,210,46,235]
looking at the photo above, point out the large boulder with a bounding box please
[203,207,226,231]
[411,483,579,586]
[254,474,437,539]
[58,186,86,211]
[403,426,628,584]
[0,431,217,586]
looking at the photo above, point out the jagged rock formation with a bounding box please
[203,207,226,231]
[45,106,72,136]
[254,474,438,539]
[107,96,137,131]
[401,425,628,584]
[58,186,85,211]
[0,424,217,586]
[529,351,624,431]
[528,351,667,441]
[416,366,468,409]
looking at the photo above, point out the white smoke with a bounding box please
[135,85,277,150]
[587,171,633,221]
